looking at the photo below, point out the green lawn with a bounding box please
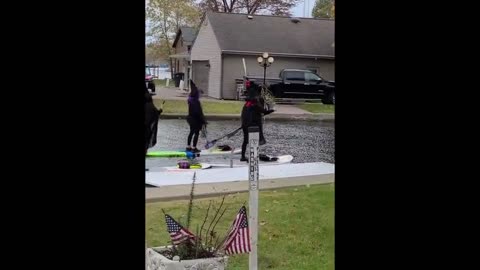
[296,103,335,113]
[154,99,244,114]
[153,99,335,115]
[146,184,334,270]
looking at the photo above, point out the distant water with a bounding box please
[147,68,171,79]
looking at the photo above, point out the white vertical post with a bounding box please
[248,126,259,270]
[242,58,247,76]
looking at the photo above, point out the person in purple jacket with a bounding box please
[186,80,207,153]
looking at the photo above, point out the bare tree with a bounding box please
[198,0,300,16]
[147,0,202,77]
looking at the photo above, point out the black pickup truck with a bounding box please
[243,69,335,104]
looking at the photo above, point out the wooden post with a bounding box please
[248,126,259,270]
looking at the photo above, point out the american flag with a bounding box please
[222,206,251,255]
[164,214,196,245]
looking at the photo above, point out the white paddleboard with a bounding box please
[209,155,294,168]
[269,155,294,164]
[146,162,335,187]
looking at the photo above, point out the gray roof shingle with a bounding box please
[172,27,197,48]
[180,27,196,43]
[206,12,334,57]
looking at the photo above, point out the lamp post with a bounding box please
[257,52,274,87]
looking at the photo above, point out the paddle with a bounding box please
[204,127,242,149]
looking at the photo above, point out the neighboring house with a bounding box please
[170,26,197,90]
[190,12,335,99]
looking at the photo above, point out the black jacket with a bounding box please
[241,97,270,128]
[187,99,206,129]
[145,88,162,153]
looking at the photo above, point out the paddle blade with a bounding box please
[205,140,216,149]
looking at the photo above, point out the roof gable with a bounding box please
[206,12,334,57]
[172,27,197,48]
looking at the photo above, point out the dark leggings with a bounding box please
[241,124,265,158]
[241,127,249,158]
[188,125,201,147]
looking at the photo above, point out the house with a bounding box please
[170,26,197,89]
[190,12,335,99]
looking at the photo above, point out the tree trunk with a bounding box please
[169,58,174,78]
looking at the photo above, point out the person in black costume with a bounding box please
[186,80,207,153]
[240,82,274,162]
[145,86,162,156]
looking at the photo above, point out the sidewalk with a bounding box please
[146,174,334,203]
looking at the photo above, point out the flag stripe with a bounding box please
[165,214,196,245]
[224,213,242,248]
[223,214,241,249]
[223,206,251,255]
[246,227,251,252]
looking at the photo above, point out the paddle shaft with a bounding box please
[206,127,242,148]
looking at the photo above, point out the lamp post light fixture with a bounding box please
[257,52,274,87]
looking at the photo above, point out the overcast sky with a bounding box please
[292,0,315,18]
